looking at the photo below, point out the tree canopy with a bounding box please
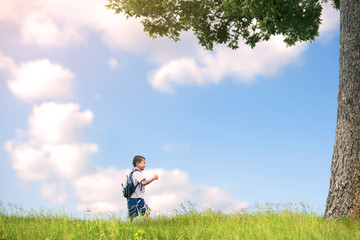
[107,0,339,50]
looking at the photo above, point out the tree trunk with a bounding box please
[324,0,360,219]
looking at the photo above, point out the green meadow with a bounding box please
[1,202,360,240]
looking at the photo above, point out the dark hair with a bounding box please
[133,155,145,167]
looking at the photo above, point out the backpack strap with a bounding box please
[130,168,141,189]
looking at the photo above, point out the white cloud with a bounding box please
[0,0,33,22]
[318,3,340,42]
[0,0,149,50]
[73,167,125,203]
[42,143,98,179]
[192,186,248,213]
[28,102,93,144]
[145,169,192,214]
[147,169,248,214]
[4,141,53,181]
[20,11,84,48]
[77,202,122,213]
[1,53,75,102]
[148,58,205,93]
[73,168,247,215]
[149,37,308,93]
[0,51,17,73]
[41,181,68,204]
[162,143,191,152]
[0,0,204,63]
[6,59,74,102]
[15,0,90,48]
[5,102,98,183]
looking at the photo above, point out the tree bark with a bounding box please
[324,0,360,219]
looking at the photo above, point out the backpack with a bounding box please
[122,169,141,199]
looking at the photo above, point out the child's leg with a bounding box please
[143,209,150,221]
[137,199,151,221]
[126,216,134,222]
[127,198,140,221]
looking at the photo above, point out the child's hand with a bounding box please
[153,174,159,180]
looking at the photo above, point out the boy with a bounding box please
[128,155,159,221]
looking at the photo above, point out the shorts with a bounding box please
[128,198,150,218]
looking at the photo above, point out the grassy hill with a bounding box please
[1,202,360,239]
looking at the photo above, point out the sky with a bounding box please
[0,0,340,217]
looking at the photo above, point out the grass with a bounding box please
[1,201,360,239]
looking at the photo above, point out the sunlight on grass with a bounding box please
[1,200,360,239]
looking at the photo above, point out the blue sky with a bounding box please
[0,1,339,216]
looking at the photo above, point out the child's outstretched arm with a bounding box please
[140,175,159,186]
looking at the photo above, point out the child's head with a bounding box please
[133,155,145,167]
